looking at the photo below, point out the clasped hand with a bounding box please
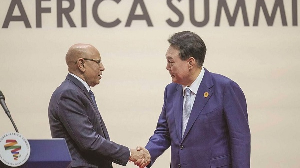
[129,146,151,168]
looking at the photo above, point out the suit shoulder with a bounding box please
[50,79,83,101]
[52,80,75,94]
[165,82,180,92]
[209,72,240,88]
[166,82,178,88]
[208,71,245,99]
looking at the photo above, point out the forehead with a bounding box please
[166,45,180,59]
[87,47,101,59]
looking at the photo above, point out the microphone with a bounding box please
[0,91,19,132]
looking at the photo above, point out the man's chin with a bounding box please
[172,78,183,85]
[171,77,177,83]
[90,81,100,87]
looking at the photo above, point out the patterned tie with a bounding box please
[89,90,110,140]
[89,90,97,105]
[182,87,192,137]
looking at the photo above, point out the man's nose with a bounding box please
[100,63,105,71]
[166,64,170,70]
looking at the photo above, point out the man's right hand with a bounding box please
[129,146,151,168]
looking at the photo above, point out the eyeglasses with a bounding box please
[82,58,101,64]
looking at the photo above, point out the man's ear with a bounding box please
[188,57,196,69]
[77,58,85,72]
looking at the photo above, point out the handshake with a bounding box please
[129,146,151,168]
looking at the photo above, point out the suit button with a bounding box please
[178,164,181,168]
[180,145,184,150]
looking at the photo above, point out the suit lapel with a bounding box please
[66,74,110,140]
[182,69,214,140]
[174,84,184,140]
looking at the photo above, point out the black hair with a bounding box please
[168,31,206,67]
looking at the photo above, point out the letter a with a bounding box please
[125,0,153,27]
[2,0,31,28]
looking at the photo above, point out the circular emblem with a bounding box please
[0,132,31,167]
[204,92,209,98]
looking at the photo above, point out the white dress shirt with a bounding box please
[69,73,91,92]
[182,67,205,112]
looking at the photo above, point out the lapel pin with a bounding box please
[204,92,209,98]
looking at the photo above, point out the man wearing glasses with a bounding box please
[48,43,150,168]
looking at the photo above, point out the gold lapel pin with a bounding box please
[204,92,209,98]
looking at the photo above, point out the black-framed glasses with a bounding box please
[82,58,101,64]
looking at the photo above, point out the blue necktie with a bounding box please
[182,88,192,137]
[89,90,96,104]
[89,90,110,140]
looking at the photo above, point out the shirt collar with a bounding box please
[182,67,205,95]
[69,73,91,92]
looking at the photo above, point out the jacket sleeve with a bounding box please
[224,81,251,168]
[145,86,171,167]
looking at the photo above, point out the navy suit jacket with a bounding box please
[146,69,250,168]
[48,74,129,168]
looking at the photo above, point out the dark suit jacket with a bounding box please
[48,74,129,168]
[146,69,251,168]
